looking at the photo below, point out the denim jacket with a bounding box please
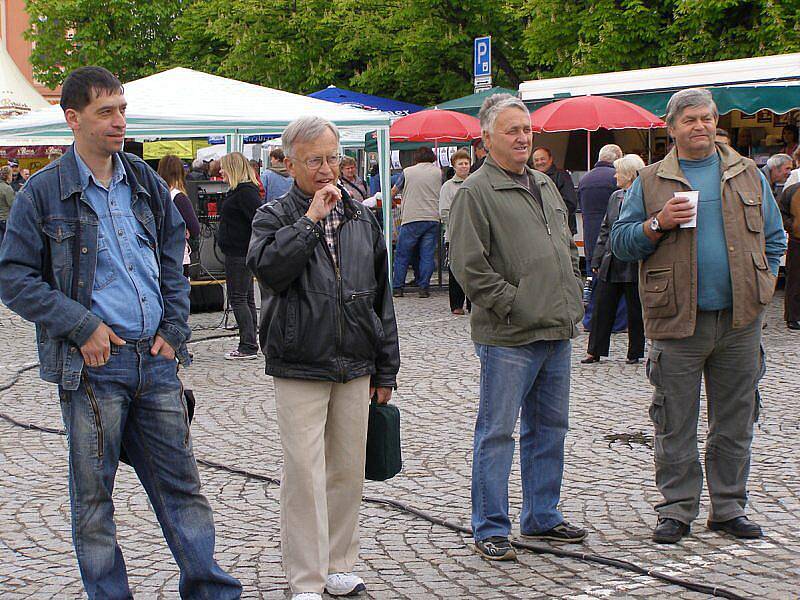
[0,146,191,390]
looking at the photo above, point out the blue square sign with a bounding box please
[474,36,491,78]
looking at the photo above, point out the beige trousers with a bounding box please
[273,375,371,594]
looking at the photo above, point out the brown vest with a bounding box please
[637,144,775,340]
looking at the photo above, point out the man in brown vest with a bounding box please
[611,88,786,544]
[778,182,800,329]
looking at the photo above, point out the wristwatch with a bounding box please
[649,215,664,233]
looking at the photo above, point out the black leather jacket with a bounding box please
[247,185,400,387]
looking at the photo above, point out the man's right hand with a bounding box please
[656,196,697,230]
[80,322,126,367]
[305,184,342,223]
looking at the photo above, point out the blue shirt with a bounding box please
[611,152,787,311]
[75,151,163,340]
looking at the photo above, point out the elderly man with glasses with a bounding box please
[247,116,400,600]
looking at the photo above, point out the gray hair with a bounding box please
[478,93,529,134]
[613,153,646,184]
[191,158,205,170]
[282,116,340,159]
[766,153,793,170]
[665,88,718,127]
[598,144,623,163]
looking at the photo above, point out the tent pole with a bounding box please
[377,126,393,275]
[586,130,591,171]
[648,129,652,164]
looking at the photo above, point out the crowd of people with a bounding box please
[0,64,794,600]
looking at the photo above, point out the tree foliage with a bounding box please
[24,0,186,88]
[24,0,800,104]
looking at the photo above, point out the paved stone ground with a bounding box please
[0,289,798,599]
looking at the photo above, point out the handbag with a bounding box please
[365,399,402,481]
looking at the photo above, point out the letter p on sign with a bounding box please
[474,37,491,78]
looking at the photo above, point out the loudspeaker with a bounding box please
[192,223,226,279]
[190,282,225,313]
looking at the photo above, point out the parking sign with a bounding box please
[474,36,491,78]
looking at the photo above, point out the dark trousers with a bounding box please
[225,255,258,354]
[785,238,800,322]
[587,279,645,359]
[448,267,471,312]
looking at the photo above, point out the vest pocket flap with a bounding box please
[751,252,768,270]
[739,191,763,232]
[643,267,674,309]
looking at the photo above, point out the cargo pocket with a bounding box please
[752,252,775,305]
[645,347,662,387]
[739,192,763,233]
[649,391,667,433]
[643,267,677,318]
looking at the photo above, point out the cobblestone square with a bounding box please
[1,290,798,598]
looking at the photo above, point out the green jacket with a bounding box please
[449,155,584,346]
[0,181,14,221]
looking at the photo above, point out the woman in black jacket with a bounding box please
[583,154,646,365]
[219,152,263,359]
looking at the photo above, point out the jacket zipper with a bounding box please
[81,372,104,459]
[317,218,347,381]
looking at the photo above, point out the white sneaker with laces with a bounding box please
[291,594,322,600]
[325,572,366,596]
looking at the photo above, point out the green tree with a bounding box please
[24,0,186,88]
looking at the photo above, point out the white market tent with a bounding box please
[0,67,396,258]
[0,43,50,118]
[519,52,800,102]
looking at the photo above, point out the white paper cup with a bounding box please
[675,191,699,228]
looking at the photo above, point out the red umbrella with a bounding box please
[389,109,481,142]
[529,96,666,169]
[530,95,665,132]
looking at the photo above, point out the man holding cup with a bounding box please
[611,88,786,544]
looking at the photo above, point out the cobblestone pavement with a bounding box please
[1,289,798,599]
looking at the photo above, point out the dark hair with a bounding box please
[715,128,729,138]
[783,124,799,142]
[532,146,552,158]
[415,147,436,164]
[60,66,123,112]
[270,148,285,161]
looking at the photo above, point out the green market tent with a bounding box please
[519,53,800,116]
[431,87,518,116]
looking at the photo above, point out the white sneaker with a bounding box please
[292,594,322,600]
[325,572,366,596]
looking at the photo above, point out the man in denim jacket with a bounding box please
[0,67,241,599]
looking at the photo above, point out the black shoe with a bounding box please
[652,517,690,544]
[788,321,800,330]
[626,358,640,365]
[580,355,600,364]
[474,536,517,561]
[392,289,403,298]
[707,516,762,539]
[521,521,587,543]
[418,288,430,298]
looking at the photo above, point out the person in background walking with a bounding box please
[9,159,24,191]
[762,153,793,199]
[186,157,209,181]
[612,88,786,544]
[391,147,442,298]
[158,155,201,276]
[218,152,262,360]
[582,154,646,364]
[250,159,266,199]
[339,155,369,202]
[439,149,471,315]
[469,139,487,174]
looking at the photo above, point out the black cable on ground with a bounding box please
[0,360,749,600]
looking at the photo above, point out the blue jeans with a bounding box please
[59,339,241,599]
[392,221,439,290]
[472,340,571,541]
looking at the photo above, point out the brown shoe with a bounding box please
[452,308,465,315]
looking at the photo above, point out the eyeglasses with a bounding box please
[290,154,342,170]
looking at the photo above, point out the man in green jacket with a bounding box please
[449,94,586,561]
